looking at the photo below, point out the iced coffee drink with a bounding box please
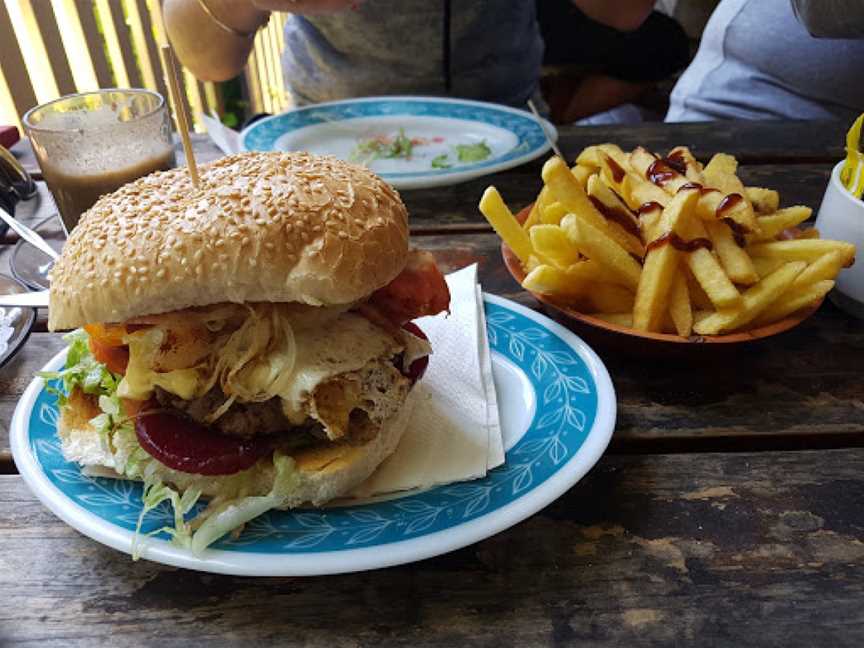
[23,89,176,233]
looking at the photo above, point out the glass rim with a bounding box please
[22,88,166,134]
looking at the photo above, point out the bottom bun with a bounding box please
[58,387,418,508]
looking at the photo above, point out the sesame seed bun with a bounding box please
[48,152,409,331]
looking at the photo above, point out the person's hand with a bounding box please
[164,0,264,82]
[251,0,363,15]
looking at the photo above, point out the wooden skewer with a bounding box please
[527,99,564,161]
[159,43,200,187]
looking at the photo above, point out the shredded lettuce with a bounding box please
[190,453,298,554]
[39,330,120,406]
[132,475,201,559]
[112,422,299,557]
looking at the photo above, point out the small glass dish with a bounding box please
[0,273,37,370]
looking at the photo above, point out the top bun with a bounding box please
[49,152,409,330]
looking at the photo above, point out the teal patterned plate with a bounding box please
[11,295,615,576]
[240,96,557,190]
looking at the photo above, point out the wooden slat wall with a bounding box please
[6,0,60,104]
[135,0,169,104]
[29,1,76,97]
[244,12,290,117]
[76,0,116,88]
[121,0,156,89]
[51,0,100,93]
[0,1,291,131]
[0,1,37,122]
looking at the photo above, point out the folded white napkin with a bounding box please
[351,264,503,497]
[202,113,242,154]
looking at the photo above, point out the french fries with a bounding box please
[480,143,857,339]
[748,206,812,243]
[705,219,759,285]
[693,262,805,335]
[746,187,780,214]
[480,187,532,264]
[561,213,642,290]
[633,188,698,331]
[529,225,580,267]
[668,273,693,336]
[747,239,856,266]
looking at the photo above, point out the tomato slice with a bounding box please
[135,401,272,475]
[88,335,130,375]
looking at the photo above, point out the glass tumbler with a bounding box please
[23,88,176,234]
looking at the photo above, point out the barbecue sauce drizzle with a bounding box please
[637,201,664,216]
[606,157,626,183]
[716,193,743,216]
[588,196,640,237]
[639,155,750,250]
[646,232,713,254]
[646,159,678,187]
[723,218,748,247]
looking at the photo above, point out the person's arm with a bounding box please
[164,0,359,82]
[570,0,655,32]
[791,0,864,38]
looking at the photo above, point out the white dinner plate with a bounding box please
[240,97,557,190]
[11,294,615,576]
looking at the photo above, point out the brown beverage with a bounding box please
[39,150,175,229]
[23,89,175,233]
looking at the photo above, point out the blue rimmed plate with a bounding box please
[240,96,557,190]
[11,294,615,576]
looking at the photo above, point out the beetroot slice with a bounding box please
[135,403,271,475]
[401,322,430,385]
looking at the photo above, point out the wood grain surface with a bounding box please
[3,449,864,647]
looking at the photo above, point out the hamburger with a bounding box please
[45,152,450,553]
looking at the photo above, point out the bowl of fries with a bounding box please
[480,143,856,348]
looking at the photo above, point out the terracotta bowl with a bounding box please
[502,205,822,354]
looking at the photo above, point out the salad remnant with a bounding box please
[350,129,493,171]
[431,154,452,169]
[429,140,493,170]
[350,128,419,164]
[455,141,492,163]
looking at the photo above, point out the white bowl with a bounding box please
[814,162,864,318]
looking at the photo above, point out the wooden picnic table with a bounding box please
[2,120,863,646]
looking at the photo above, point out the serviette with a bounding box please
[351,264,503,497]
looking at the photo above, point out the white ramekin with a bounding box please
[814,161,864,318]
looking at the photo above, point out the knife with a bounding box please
[0,206,60,260]
[0,290,49,308]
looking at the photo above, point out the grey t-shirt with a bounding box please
[667,0,864,122]
[281,1,543,107]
